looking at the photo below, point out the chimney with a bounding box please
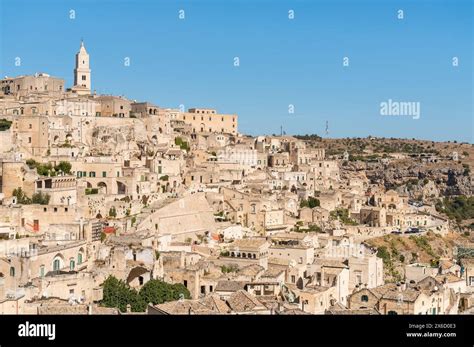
[401,281,407,291]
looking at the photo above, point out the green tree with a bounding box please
[138,279,191,306]
[32,192,50,205]
[26,159,37,169]
[0,119,12,131]
[174,137,190,151]
[55,161,72,174]
[101,276,146,312]
[330,208,358,225]
[12,188,31,204]
[300,197,320,209]
[376,246,391,266]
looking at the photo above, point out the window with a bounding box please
[102,171,107,177]
[251,204,256,214]
[291,275,296,283]
[53,259,61,271]
[89,172,96,177]
[361,295,369,302]
[40,265,45,278]
[82,75,86,81]
[9,267,15,277]
[28,137,32,143]
[70,259,75,270]
[78,253,83,265]
[54,207,58,212]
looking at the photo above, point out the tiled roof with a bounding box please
[226,290,265,312]
[215,280,247,292]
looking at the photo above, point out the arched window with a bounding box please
[361,295,369,302]
[53,258,61,271]
[78,252,83,265]
[9,267,15,277]
[70,259,75,271]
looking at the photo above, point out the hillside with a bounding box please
[365,231,473,282]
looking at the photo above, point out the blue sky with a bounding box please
[1,0,472,142]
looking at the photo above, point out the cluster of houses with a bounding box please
[0,41,472,315]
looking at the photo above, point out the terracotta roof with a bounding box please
[226,290,266,312]
[261,267,285,279]
[238,264,265,278]
[103,226,116,234]
[201,294,231,314]
[215,280,247,292]
[439,260,456,270]
[435,274,464,284]
[154,300,213,315]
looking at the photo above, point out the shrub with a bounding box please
[12,188,31,204]
[300,197,320,209]
[330,208,358,225]
[0,119,12,131]
[32,192,50,205]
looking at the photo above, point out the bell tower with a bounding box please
[74,39,91,92]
